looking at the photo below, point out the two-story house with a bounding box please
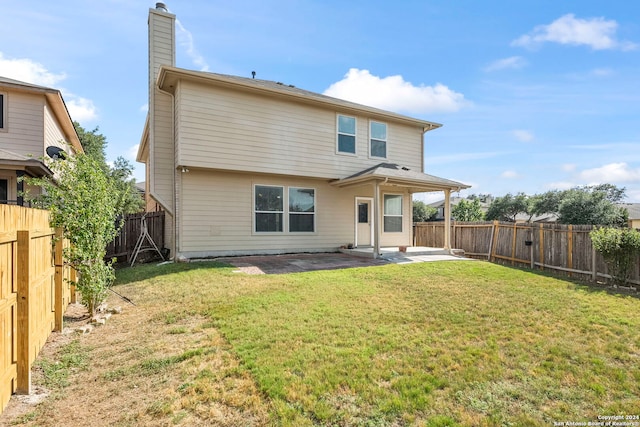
[138,3,469,259]
[0,76,82,205]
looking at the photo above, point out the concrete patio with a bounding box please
[214,247,470,275]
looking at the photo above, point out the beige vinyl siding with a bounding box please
[175,81,424,179]
[0,91,44,156]
[379,189,414,247]
[179,170,352,255]
[148,9,175,86]
[177,169,413,256]
[43,103,70,153]
[151,89,175,211]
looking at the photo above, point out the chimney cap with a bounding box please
[155,2,168,12]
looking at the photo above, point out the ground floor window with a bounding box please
[289,187,315,232]
[254,185,315,233]
[383,194,403,232]
[0,178,8,203]
[255,185,284,232]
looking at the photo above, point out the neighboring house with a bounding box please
[0,76,82,205]
[618,203,640,229]
[138,4,469,259]
[427,196,491,221]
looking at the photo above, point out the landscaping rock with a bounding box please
[108,306,123,314]
[77,324,94,334]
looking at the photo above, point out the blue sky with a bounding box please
[2,0,640,202]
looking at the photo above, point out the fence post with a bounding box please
[539,224,544,271]
[54,228,64,332]
[489,221,499,261]
[511,222,517,266]
[567,225,573,278]
[16,230,31,395]
[592,246,598,282]
[530,225,535,270]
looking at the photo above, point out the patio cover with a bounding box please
[0,149,52,177]
[331,163,471,257]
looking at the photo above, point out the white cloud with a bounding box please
[562,163,577,172]
[501,170,520,179]
[578,162,640,184]
[140,103,148,113]
[176,19,209,72]
[0,52,66,86]
[0,52,98,124]
[546,181,576,191]
[591,68,614,77]
[65,96,97,123]
[512,14,637,51]
[128,144,140,161]
[324,68,467,114]
[626,188,640,202]
[512,129,534,142]
[484,56,527,72]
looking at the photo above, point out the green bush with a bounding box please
[590,227,640,286]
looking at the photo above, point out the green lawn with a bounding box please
[113,260,640,426]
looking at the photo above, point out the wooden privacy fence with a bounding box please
[106,211,165,262]
[414,221,639,286]
[0,205,75,414]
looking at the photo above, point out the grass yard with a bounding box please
[7,260,640,426]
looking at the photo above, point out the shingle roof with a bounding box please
[619,203,640,220]
[0,76,56,92]
[333,162,470,192]
[0,149,52,177]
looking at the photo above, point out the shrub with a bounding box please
[590,227,640,286]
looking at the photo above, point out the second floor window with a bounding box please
[337,115,356,154]
[0,93,5,129]
[370,121,387,158]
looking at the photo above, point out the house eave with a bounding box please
[137,113,150,163]
[0,78,82,154]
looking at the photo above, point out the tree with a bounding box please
[74,122,143,214]
[452,198,484,221]
[74,121,108,172]
[529,190,562,218]
[412,200,437,222]
[558,185,627,226]
[591,227,640,286]
[110,156,144,214]
[28,153,121,315]
[485,193,530,222]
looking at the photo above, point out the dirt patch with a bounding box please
[0,291,271,427]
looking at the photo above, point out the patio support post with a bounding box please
[444,189,452,251]
[373,180,381,259]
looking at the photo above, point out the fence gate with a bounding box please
[0,228,18,411]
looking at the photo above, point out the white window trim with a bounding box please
[253,184,285,234]
[288,187,316,233]
[369,120,387,159]
[336,114,357,156]
[383,193,403,233]
[0,92,7,132]
[253,184,317,234]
